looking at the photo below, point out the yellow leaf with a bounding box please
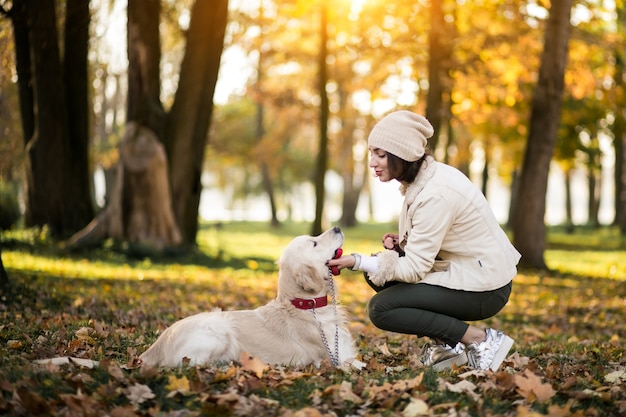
[7,340,23,349]
[239,352,268,378]
[166,375,190,395]
[214,365,237,382]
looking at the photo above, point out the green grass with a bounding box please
[1,222,625,416]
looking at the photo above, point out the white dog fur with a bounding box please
[138,227,364,370]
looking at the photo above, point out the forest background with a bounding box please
[0,0,624,271]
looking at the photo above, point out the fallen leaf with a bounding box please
[166,375,190,397]
[7,340,22,349]
[75,327,95,344]
[323,381,364,405]
[515,369,556,403]
[444,380,480,402]
[507,351,530,368]
[239,352,268,378]
[213,365,237,383]
[125,383,155,406]
[605,368,626,384]
[377,342,392,356]
[402,397,429,417]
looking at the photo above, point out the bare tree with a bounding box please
[512,0,574,269]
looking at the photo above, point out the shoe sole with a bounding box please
[489,335,514,371]
[432,351,468,371]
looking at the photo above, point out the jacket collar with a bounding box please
[400,155,437,200]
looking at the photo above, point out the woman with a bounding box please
[327,110,521,371]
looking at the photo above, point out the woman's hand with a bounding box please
[326,255,357,272]
[382,233,399,250]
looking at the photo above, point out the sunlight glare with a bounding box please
[350,0,367,21]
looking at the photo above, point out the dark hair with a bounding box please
[387,149,432,183]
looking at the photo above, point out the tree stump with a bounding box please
[67,122,182,249]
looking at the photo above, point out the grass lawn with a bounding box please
[1,222,625,416]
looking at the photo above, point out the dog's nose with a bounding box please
[332,226,341,234]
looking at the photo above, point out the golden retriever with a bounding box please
[138,226,364,370]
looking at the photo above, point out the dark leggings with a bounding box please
[366,275,512,347]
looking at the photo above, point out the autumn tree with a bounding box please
[512,0,574,269]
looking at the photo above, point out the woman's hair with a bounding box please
[387,148,432,183]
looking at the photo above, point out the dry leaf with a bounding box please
[125,383,155,406]
[402,398,429,417]
[7,340,23,349]
[165,375,190,397]
[239,352,268,378]
[515,369,556,402]
[377,342,392,356]
[444,380,480,402]
[605,368,626,384]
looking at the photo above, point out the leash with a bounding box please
[311,271,340,367]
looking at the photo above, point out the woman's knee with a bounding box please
[367,295,389,328]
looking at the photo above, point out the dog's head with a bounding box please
[277,226,344,300]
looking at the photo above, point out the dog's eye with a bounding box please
[312,241,318,247]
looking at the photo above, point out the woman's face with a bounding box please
[369,147,393,182]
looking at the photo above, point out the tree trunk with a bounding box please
[512,0,573,269]
[127,0,165,135]
[587,164,600,228]
[254,11,280,228]
[9,0,93,237]
[613,4,626,233]
[64,0,94,229]
[164,0,229,243]
[312,1,329,236]
[67,123,182,249]
[24,0,73,236]
[564,167,573,231]
[425,0,450,152]
[8,0,35,149]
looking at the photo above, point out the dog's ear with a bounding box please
[294,265,324,294]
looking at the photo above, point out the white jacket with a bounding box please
[368,156,521,291]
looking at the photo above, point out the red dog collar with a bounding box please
[291,296,328,309]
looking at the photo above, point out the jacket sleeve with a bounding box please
[366,250,400,287]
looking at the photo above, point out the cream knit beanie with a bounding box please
[367,111,434,162]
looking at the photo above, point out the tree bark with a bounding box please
[512,0,573,269]
[6,0,34,148]
[24,0,73,235]
[8,0,93,236]
[312,1,329,236]
[426,0,450,152]
[64,0,94,229]
[164,0,229,243]
[613,4,626,233]
[127,0,165,135]
[67,122,182,249]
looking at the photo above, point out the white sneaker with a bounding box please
[419,341,468,371]
[466,328,514,371]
